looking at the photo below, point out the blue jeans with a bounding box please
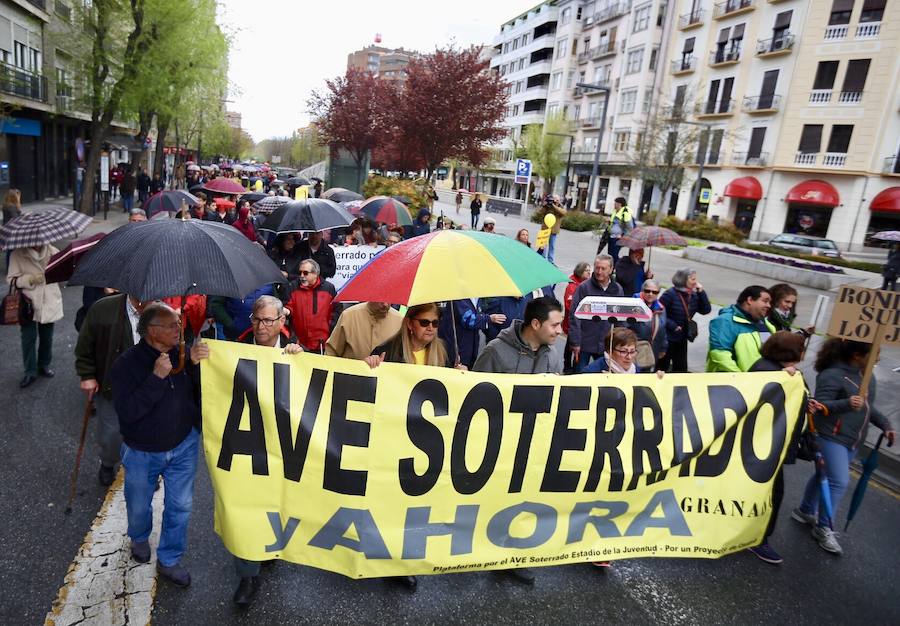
[121,428,200,567]
[472,213,479,229]
[607,237,622,262]
[799,437,855,528]
[122,193,134,211]
[547,233,557,264]
[575,351,600,373]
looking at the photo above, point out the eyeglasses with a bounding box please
[614,348,638,356]
[300,270,316,276]
[150,322,180,330]
[250,315,283,327]
[642,289,659,295]
[413,318,440,328]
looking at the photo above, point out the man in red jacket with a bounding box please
[287,259,341,353]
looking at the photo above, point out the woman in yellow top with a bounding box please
[365,303,461,369]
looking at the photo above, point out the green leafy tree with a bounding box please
[523,113,568,196]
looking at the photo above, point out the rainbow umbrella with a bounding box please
[360,196,413,226]
[335,230,568,305]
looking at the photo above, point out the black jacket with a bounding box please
[75,294,134,399]
[111,339,200,452]
[296,240,337,279]
[659,287,711,343]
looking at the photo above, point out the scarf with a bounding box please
[604,351,636,374]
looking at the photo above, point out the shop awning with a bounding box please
[723,176,762,200]
[870,187,900,214]
[785,179,840,207]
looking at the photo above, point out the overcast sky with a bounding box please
[218,0,533,142]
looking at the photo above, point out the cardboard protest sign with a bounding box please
[827,285,900,346]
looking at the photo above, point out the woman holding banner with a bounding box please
[793,339,896,556]
[364,303,466,590]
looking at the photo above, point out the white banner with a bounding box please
[330,244,384,290]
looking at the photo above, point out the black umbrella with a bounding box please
[259,199,354,234]
[322,187,363,203]
[241,192,268,205]
[285,176,310,187]
[144,190,200,217]
[392,195,413,206]
[189,184,206,195]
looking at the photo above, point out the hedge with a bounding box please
[737,242,883,274]
[531,208,607,232]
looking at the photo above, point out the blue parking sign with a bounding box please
[515,159,532,185]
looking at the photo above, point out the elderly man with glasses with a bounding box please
[110,303,210,588]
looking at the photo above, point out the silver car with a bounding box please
[766,233,842,258]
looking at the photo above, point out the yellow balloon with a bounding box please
[543,213,557,229]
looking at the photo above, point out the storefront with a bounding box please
[783,179,840,238]
[867,186,900,245]
[723,176,763,234]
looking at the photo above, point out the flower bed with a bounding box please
[707,246,845,274]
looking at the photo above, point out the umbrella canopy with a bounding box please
[259,199,354,234]
[341,200,365,215]
[187,164,201,172]
[45,232,106,284]
[189,183,206,195]
[69,219,285,301]
[871,230,900,242]
[392,195,413,206]
[360,196,413,226]
[214,197,236,211]
[617,226,687,249]
[271,179,285,186]
[844,434,887,531]
[143,190,200,217]
[0,208,92,250]
[203,178,246,195]
[219,163,233,170]
[242,165,260,173]
[285,177,310,187]
[322,187,364,203]
[335,230,569,305]
[252,195,291,215]
[241,192,268,205]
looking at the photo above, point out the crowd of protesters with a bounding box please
[4,178,894,612]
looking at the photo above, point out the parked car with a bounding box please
[763,233,842,258]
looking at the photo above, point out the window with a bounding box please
[842,59,871,94]
[747,127,767,158]
[829,0,853,26]
[503,43,510,54]
[512,38,519,51]
[551,71,563,90]
[720,77,734,112]
[798,125,824,153]
[561,7,572,24]
[518,58,525,71]
[574,104,582,120]
[619,89,637,114]
[706,79,720,113]
[715,27,730,63]
[730,24,745,58]
[658,1,667,27]
[642,89,652,113]
[634,132,645,151]
[649,47,658,71]
[696,130,710,164]
[588,102,600,120]
[13,41,26,70]
[681,37,695,69]
[813,61,839,89]
[827,125,853,153]
[583,37,591,53]
[708,129,724,164]
[860,0,886,22]
[515,81,523,94]
[548,103,560,115]
[626,48,644,74]
[566,70,574,88]
[614,131,630,152]
[522,33,530,45]
[593,65,610,84]
[556,38,568,59]
[633,4,652,32]
[513,104,521,116]
[773,11,792,45]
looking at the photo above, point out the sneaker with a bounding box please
[131,541,151,564]
[157,562,191,587]
[791,508,817,526]
[812,526,843,555]
[748,543,783,564]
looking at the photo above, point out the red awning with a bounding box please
[785,179,840,207]
[870,187,900,213]
[723,176,763,200]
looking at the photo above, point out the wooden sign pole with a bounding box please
[858,321,885,400]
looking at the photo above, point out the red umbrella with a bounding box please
[45,232,106,284]
[214,197,236,210]
[360,196,413,226]
[203,178,246,195]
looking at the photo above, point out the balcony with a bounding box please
[731,151,769,167]
[0,61,48,103]
[713,0,755,20]
[824,25,848,41]
[596,2,631,24]
[709,48,741,67]
[581,118,600,128]
[577,50,590,64]
[838,91,863,104]
[756,33,794,56]
[696,99,736,117]
[809,89,832,104]
[823,152,847,167]
[56,93,74,111]
[678,10,705,30]
[856,22,880,39]
[591,41,617,60]
[794,152,818,166]
[671,56,696,75]
[882,156,900,175]
[742,94,781,114]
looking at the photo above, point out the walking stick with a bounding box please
[65,392,95,514]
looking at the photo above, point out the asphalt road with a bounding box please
[1,202,898,624]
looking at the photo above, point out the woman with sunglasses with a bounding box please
[627,279,668,371]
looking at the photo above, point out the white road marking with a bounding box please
[45,470,164,626]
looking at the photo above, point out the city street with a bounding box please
[1,202,898,625]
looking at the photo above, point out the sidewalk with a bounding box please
[21,196,131,239]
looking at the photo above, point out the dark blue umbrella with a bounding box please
[814,440,835,530]
[844,434,889,531]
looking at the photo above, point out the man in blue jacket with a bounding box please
[111,303,209,588]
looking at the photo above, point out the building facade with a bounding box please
[664,0,899,250]
[346,44,418,85]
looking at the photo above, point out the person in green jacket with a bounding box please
[706,285,775,372]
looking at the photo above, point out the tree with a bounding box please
[308,69,392,190]
[388,46,508,180]
[523,113,568,195]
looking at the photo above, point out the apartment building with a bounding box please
[664,0,899,250]
[346,44,418,85]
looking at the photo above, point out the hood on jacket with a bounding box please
[718,303,752,323]
[416,208,431,221]
[497,320,532,352]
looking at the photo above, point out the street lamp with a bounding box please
[677,119,721,220]
[547,131,574,198]
[576,82,611,213]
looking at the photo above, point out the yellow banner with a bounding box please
[201,340,804,578]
